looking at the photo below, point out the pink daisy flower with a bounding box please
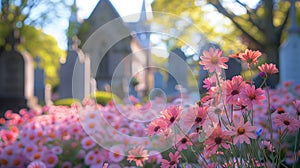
[127,146,148,167]
[11,156,24,168]
[226,116,257,144]
[24,143,38,158]
[147,151,162,164]
[239,49,262,67]
[260,140,274,152]
[199,47,228,73]
[62,162,72,168]
[181,106,208,131]
[176,135,193,151]
[3,145,14,157]
[51,145,63,155]
[258,63,279,76]
[225,75,246,105]
[273,113,300,133]
[109,145,124,163]
[240,84,265,109]
[43,153,58,168]
[161,151,182,168]
[203,77,217,90]
[81,136,96,150]
[27,160,47,168]
[161,105,182,126]
[145,117,168,136]
[0,130,17,144]
[85,150,96,165]
[30,151,44,161]
[204,126,231,156]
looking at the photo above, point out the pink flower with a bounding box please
[260,140,274,152]
[24,143,38,158]
[145,117,168,136]
[30,151,44,161]
[258,63,279,76]
[43,153,58,167]
[161,151,182,168]
[199,47,228,73]
[181,106,208,131]
[147,151,162,164]
[225,75,246,105]
[239,49,262,67]
[51,145,63,155]
[273,113,300,133]
[161,105,182,126]
[240,85,265,108]
[226,116,257,144]
[0,130,17,144]
[81,136,96,150]
[229,52,242,59]
[11,156,24,168]
[292,100,300,115]
[203,77,217,90]
[85,150,96,165]
[176,135,193,151]
[127,146,148,167]
[27,161,47,168]
[204,126,231,156]
[62,162,72,168]
[109,145,124,163]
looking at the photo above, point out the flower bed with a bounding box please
[0,48,300,168]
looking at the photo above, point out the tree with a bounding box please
[152,0,246,58]
[19,26,65,86]
[0,0,68,86]
[206,0,294,85]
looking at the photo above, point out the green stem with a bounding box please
[293,129,299,168]
[265,85,275,166]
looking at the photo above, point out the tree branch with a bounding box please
[235,0,264,31]
[207,0,263,47]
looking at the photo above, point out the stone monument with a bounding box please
[0,31,36,116]
[279,0,300,85]
[34,56,45,104]
[166,48,187,96]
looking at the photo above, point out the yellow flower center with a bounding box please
[211,56,219,64]
[237,127,245,135]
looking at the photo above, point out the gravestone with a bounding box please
[45,84,53,106]
[225,58,242,80]
[166,48,187,96]
[0,50,35,116]
[60,50,91,101]
[72,50,91,101]
[128,77,139,98]
[154,71,164,89]
[59,50,77,99]
[34,57,45,104]
[280,0,300,85]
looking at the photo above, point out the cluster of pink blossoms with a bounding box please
[0,48,299,168]
[0,101,165,168]
[144,48,300,167]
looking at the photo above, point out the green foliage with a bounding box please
[90,91,122,106]
[18,26,65,86]
[53,98,80,106]
[151,0,245,52]
[0,0,68,87]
